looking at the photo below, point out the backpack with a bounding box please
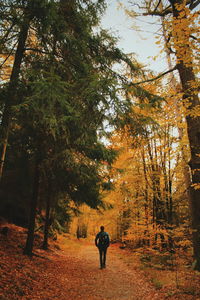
[99,232,109,247]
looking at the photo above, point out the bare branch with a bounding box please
[0,22,15,45]
[153,0,162,12]
[25,48,50,55]
[189,0,200,10]
[142,9,172,16]
[0,42,17,69]
[129,65,178,86]
[190,34,198,40]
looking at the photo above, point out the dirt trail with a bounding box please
[31,241,160,300]
[76,243,160,300]
[2,225,199,300]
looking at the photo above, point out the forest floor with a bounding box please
[0,223,200,300]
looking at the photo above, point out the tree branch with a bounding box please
[153,0,162,12]
[129,65,178,86]
[24,47,50,55]
[189,0,200,10]
[0,42,17,69]
[190,34,198,40]
[141,0,199,17]
[142,9,172,16]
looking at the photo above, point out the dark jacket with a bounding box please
[95,231,110,248]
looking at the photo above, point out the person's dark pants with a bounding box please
[98,246,108,268]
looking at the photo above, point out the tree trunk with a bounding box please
[169,0,200,270]
[147,139,166,225]
[161,7,193,208]
[42,180,52,250]
[0,9,31,180]
[142,150,150,246]
[23,159,40,256]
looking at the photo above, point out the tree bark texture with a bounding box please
[23,160,40,256]
[161,10,193,222]
[169,0,200,270]
[42,180,52,250]
[0,10,31,180]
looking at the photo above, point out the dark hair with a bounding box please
[100,226,104,231]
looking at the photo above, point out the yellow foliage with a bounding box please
[191,183,200,190]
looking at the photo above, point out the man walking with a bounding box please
[95,226,110,269]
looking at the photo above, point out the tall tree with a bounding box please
[0,0,32,179]
[126,0,200,270]
[0,0,58,179]
[1,0,141,255]
[168,0,200,270]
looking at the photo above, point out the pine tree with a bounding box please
[1,0,141,255]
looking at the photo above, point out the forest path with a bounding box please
[31,239,160,300]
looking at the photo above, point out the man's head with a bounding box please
[100,226,104,231]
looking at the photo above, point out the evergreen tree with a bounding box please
[0,0,142,255]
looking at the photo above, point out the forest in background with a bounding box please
[0,0,200,274]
